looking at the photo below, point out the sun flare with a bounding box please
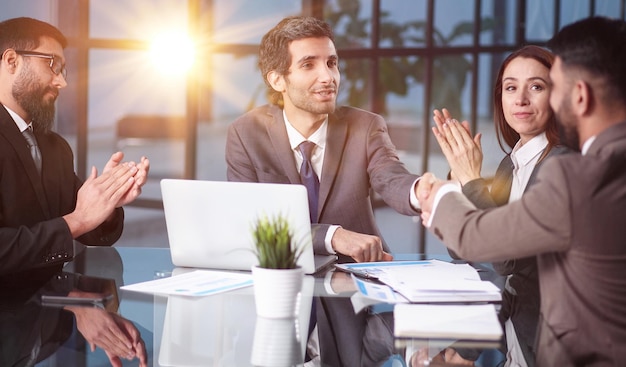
[149,31,195,76]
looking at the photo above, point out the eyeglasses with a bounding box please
[15,50,67,79]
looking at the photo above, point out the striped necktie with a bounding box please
[22,126,42,174]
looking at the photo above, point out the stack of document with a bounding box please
[394,303,502,341]
[336,259,501,303]
[338,260,504,342]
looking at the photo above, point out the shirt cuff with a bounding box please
[323,271,337,295]
[426,182,462,228]
[409,178,421,210]
[324,225,340,254]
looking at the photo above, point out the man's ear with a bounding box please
[572,80,593,117]
[267,70,285,93]
[1,49,18,73]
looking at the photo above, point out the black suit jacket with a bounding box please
[0,270,118,366]
[0,106,123,275]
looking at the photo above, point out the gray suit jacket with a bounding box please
[430,121,626,366]
[461,145,570,366]
[226,104,420,260]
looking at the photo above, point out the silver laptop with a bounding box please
[160,179,336,274]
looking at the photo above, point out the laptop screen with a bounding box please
[160,179,333,274]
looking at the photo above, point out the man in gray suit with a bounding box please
[417,17,626,366]
[226,16,421,263]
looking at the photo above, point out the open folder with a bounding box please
[336,259,501,303]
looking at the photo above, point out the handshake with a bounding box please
[415,172,455,227]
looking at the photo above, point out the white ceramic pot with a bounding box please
[251,266,304,319]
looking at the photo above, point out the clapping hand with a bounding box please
[102,152,150,207]
[64,152,150,239]
[432,108,483,185]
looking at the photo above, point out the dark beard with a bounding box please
[12,71,56,134]
[555,94,581,152]
[557,123,581,152]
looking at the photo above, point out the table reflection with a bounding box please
[251,316,303,366]
[0,246,507,366]
[0,270,146,366]
[157,293,256,366]
[156,269,314,367]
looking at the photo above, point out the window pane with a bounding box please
[526,0,554,41]
[211,0,302,44]
[476,52,507,178]
[0,1,57,22]
[208,53,264,121]
[560,0,591,29]
[88,49,187,199]
[338,58,372,110]
[376,56,424,256]
[379,0,427,48]
[433,0,476,46]
[481,0,517,45]
[476,53,495,123]
[595,1,623,18]
[430,54,473,120]
[325,0,374,49]
[425,53,474,181]
[90,0,188,40]
[197,53,265,182]
[88,50,187,122]
[381,56,423,127]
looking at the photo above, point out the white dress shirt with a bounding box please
[283,111,338,254]
[581,136,596,155]
[4,105,32,133]
[508,132,549,202]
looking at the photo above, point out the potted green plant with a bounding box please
[252,215,305,269]
[250,214,306,318]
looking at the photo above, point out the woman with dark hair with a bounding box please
[432,45,570,367]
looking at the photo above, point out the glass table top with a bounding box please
[0,244,505,367]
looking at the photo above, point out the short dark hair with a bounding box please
[259,16,334,105]
[547,16,626,106]
[493,45,558,154]
[0,17,67,54]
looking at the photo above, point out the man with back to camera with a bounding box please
[226,16,422,264]
[417,16,626,366]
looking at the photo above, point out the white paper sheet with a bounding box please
[121,270,253,297]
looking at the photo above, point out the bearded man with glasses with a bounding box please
[0,16,150,366]
[0,17,150,277]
